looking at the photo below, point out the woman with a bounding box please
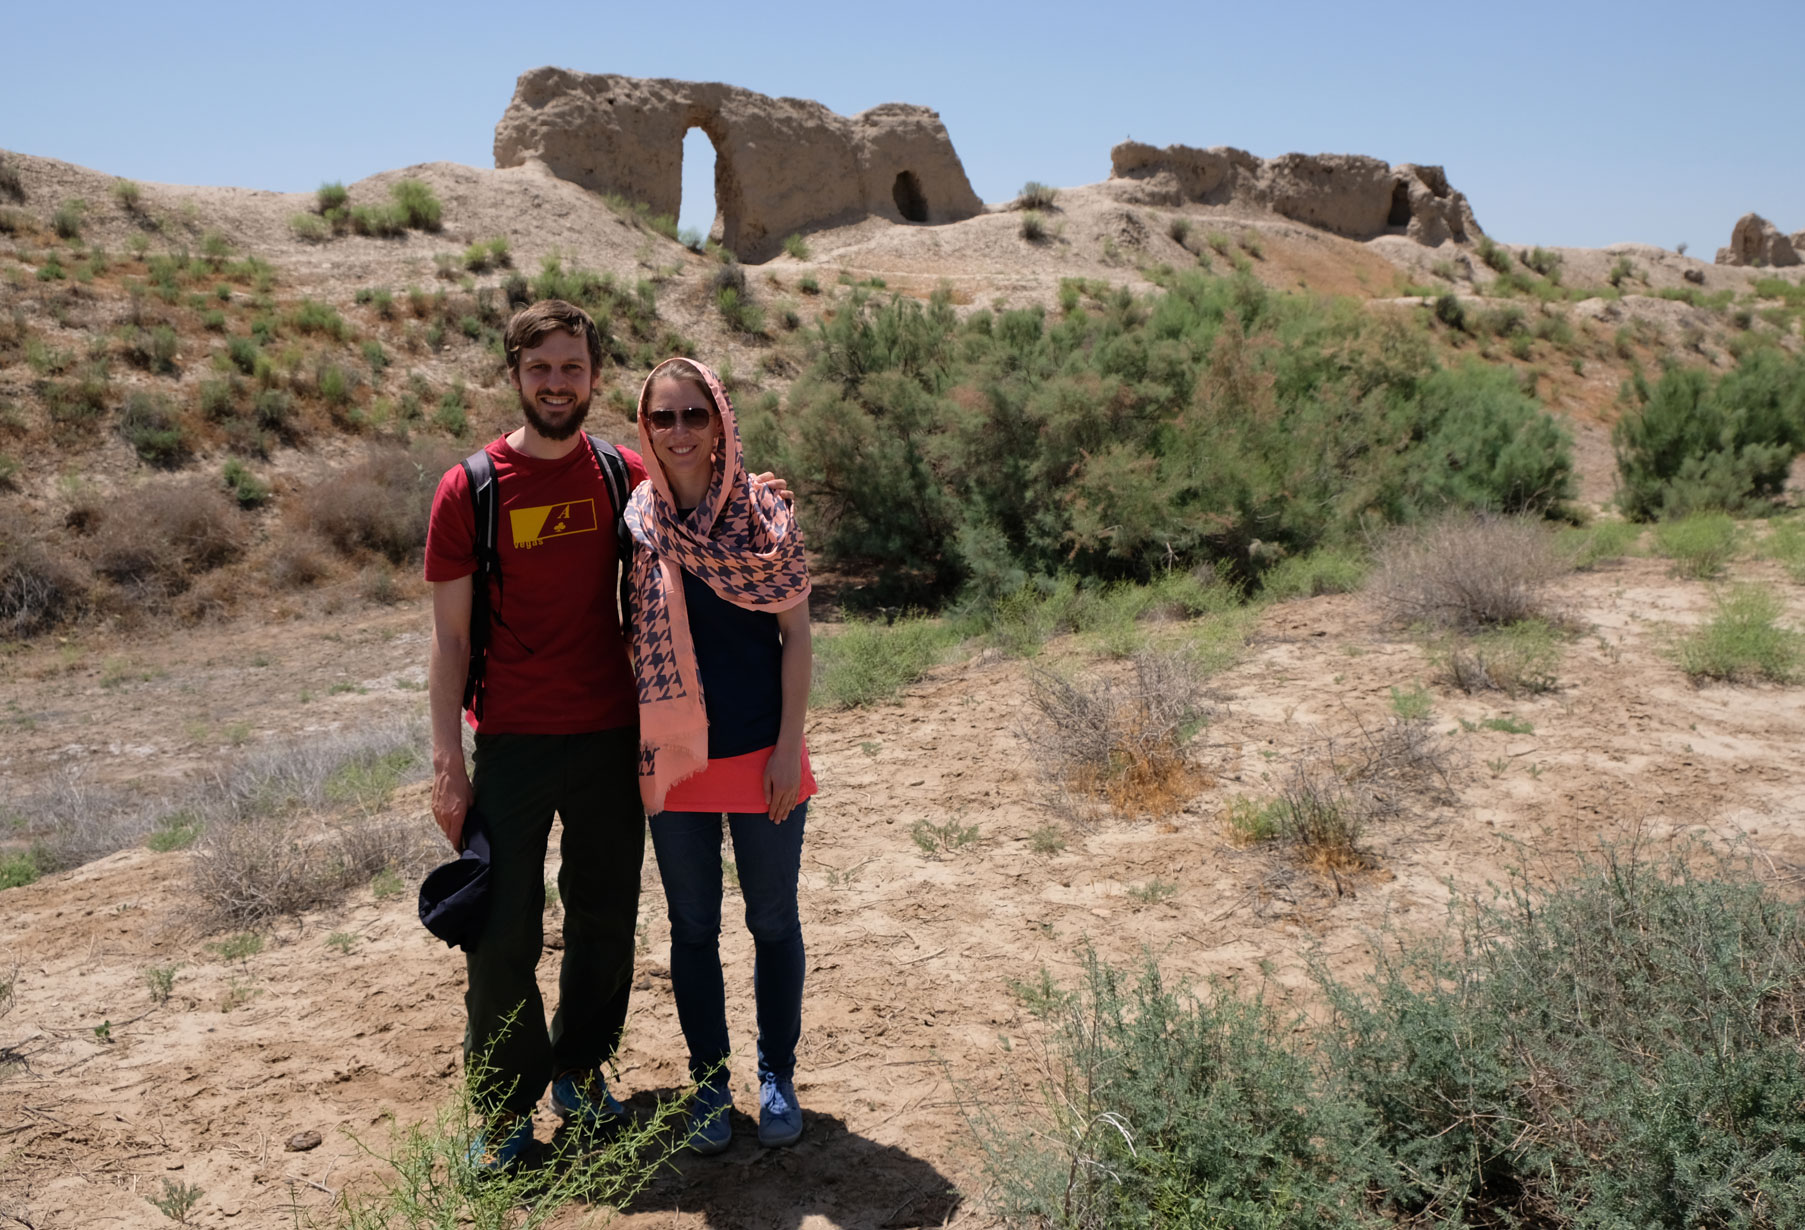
[624,357,815,1154]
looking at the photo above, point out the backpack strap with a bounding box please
[459,447,499,722]
[586,433,636,623]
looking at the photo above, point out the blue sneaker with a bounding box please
[468,1111,533,1171]
[757,1076,803,1148]
[551,1068,626,1135]
[686,1079,734,1155]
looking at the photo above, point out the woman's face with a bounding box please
[645,375,719,495]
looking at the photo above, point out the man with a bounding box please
[425,299,648,1167]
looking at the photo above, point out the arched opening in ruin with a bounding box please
[1387,180,1412,229]
[679,126,726,248]
[893,170,928,223]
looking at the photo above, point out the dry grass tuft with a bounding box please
[1369,514,1568,631]
[1021,651,1211,819]
[89,479,243,598]
[8,724,434,926]
[296,443,456,564]
[1274,713,1457,870]
[0,539,90,637]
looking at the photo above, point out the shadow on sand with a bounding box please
[586,1088,964,1229]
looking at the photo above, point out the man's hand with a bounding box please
[432,754,473,849]
[750,471,794,507]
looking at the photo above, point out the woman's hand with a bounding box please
[764,740,803,822]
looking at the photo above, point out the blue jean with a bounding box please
[648,802,807,1085]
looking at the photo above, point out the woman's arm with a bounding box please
[764,601,813,822]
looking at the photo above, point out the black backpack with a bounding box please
[460,433,633,722]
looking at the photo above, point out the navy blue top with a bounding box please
[681,568,784,759]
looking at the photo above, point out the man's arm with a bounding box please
[429,574,474,849]
[750,471,793,506]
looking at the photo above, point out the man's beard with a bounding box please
[519,387,592,441]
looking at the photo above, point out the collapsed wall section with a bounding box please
[1108,141,1483,247]
[494,69,983,263]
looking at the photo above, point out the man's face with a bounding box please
[509,328,595,441]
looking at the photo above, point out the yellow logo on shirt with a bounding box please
[510,499,597,549]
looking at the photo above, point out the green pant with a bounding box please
[464,728,644,1116]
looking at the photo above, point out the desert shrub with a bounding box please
[782,233,810,260]
[350,203,406,237]
[220,459,269,508]
[1475,235,1511,274]
[1019,210,1047,241]
[774,274,1574,609]
[434,383,467,436]
[389,178,442,231]
[119,323,180,373]
[91,478,242,596]
[296,443,453,563]
[117,391,192,467]
[110,178,142,212]
[1614,350,1805,520]
[993,843,1805,1229]
[51,198,85,239]
[41,362,111,434]
[979,946,1385,1230]
[1437,618,1563,695]
[716,286,764,335]
[1166,216,1191,247]
[1519,245,1562,279]
[316,361,354,410]
[1652,511,1739,579]
[0,540,89,636]
[1323,842,1805,1226]
[1369,515,1567,630]
[289,298,349,340]
[811,616,961,708]
[316,182,348,214]
[1432,292,1466,331]
[1020,652,1208,818]
[289,213,328,242]
[0,155,22,203]
[265,532,332,589]
[798,274,820,295]
[0,851,41,889]
[1406,364,1575,514]
[1257,546,1367,600]
[1018,181,1058,211]
[1608,255,1636,286]
[1675,584,1802,683]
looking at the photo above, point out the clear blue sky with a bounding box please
[3,0,1799,252]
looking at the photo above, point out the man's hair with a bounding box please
[504,300,604,377]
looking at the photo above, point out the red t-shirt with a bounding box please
[424,435,648,735]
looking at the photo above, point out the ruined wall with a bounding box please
[1715,212,1801,268]
[493,69,983,263]
[1108,142,1483,246]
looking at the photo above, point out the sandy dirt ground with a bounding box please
[4,550,1805,1229]
[2,144,1804,1229]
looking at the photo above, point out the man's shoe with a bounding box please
[757,1076,803,1148]
[686,1079,734,1155]
[468,1111,534,1171]
[552,1068,627,1134]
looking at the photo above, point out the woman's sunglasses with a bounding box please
[643,405,713,431]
